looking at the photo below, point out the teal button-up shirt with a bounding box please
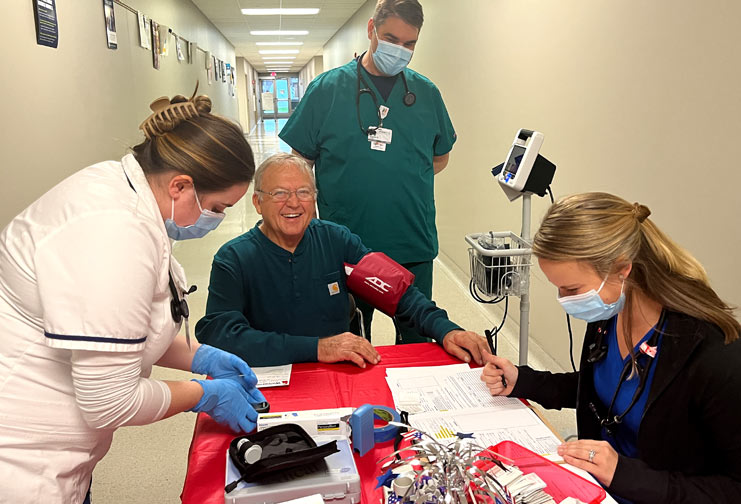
[195,219,460,366]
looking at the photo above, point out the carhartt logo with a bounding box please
[364,276,391,294]
[328,282,340,296]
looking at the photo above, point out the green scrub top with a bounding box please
[279,58,456,264]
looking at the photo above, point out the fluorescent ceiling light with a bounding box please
[256,42,303,46]
[259,49,300,55]
[242,8,319,16]
[251,30,308,36]
[262,56,296,60]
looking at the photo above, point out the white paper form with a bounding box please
[408,406,562,458]
[386,365,520,413]
[253,364,292,388]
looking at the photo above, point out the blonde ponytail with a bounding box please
[533,192,739,344]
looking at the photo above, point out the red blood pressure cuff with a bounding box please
[344,252,415,317]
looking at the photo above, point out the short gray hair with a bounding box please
[254,153,316,200]
[373,0,424,30]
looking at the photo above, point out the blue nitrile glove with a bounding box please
[189,379,259,433]
[191,344,257,390]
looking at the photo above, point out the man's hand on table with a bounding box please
[317,332,381,368]
[442,330,490,365]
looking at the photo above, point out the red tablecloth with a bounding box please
[180,343,464,504]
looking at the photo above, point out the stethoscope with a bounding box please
[355,54,416,136]
[586,309,666,436]
[123,167,197,330]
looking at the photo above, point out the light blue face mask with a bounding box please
[558,276,626,323]
[372,27,413,76]
[165,187,225,241]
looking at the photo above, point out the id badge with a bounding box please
[370,140,387,151]
[368,127,392,144]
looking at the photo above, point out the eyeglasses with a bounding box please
[256,188,316,202]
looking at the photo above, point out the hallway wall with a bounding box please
[0,1,239,226]
[323,0,741,368]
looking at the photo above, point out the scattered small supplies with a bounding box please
[377,425,604,504]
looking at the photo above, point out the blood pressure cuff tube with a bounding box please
[226,423,339,492]
[344,252,415,317]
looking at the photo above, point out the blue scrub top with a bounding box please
[279,58,457,264]
[593,316,663,458]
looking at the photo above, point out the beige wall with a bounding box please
[324,0,741,369]
[323,0,375,70]
[298,56,325,94]
[0,0,239,226]
[236,57,259,132]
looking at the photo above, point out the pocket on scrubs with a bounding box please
[313,271,348,323]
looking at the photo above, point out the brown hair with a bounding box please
[132,89,255,192]
[533,192,739,349]
[373,0,424,30]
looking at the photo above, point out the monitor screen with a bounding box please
[504,145,526,176]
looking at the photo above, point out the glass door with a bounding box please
[290,77,300,112]
[260,79,276,120]
[275,78,290,117]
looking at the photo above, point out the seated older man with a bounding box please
[195,153,490,368]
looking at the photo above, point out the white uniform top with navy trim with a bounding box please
[0,154,184,503]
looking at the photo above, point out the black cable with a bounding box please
[546,185,555,203]
[566,313,577,372]
[484,296,509,354]
[468,278,505,304]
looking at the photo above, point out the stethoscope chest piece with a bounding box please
[402,90,416,106]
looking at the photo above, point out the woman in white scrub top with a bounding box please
[0,90,264,503]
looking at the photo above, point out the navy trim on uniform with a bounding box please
[44,332,147,344]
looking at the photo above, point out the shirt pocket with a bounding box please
[313,270,348,323]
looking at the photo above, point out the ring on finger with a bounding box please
[588,449,596,463]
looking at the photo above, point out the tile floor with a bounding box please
[91,119,576,503]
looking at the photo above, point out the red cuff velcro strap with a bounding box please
[344,252,415,317]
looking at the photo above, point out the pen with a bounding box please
[486,329,508,389]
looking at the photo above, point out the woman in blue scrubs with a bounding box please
[481,192,741,503]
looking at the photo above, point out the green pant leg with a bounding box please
[395,260,434,344]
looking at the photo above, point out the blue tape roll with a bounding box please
[372,405,400,443]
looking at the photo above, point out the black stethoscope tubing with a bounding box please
[355,56,415,136]
[590,309,666,432]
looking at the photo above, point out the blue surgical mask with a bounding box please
[372,27,413,76]
[558,276,626,323]
[164,187,225,240]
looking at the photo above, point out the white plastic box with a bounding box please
[225,437,361,504]
[256,407,353,438]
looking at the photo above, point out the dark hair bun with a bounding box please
[633,202,651,223]
[192,95,212,114]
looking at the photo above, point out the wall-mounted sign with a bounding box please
[33,0,58,48]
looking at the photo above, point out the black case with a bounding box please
[226,423,339,492]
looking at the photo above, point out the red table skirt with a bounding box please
[180,343,465,504]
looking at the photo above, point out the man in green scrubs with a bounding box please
[279,0,455,344]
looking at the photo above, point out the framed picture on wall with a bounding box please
[150,20,160,69]
[102,0,117,49]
